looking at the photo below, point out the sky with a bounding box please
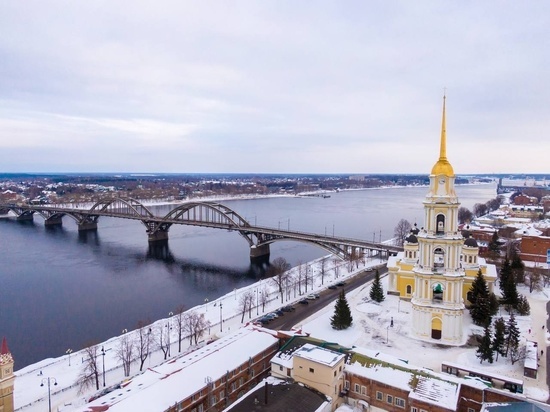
[1,1,549,174]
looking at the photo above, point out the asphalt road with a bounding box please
[265,264,388,331]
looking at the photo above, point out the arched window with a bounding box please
[433,248,444,270]
[436,214,445,235]
[406,285,412,295]
[433,283,444,302]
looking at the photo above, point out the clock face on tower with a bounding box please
[439,177,446,185]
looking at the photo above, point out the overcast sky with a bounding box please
[1,1,549,174]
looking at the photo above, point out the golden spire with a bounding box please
[431,93,454,176]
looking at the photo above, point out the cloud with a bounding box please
[0,1,549,173]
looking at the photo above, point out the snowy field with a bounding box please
[13,254,550,411]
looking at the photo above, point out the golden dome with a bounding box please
[431,159,454,176]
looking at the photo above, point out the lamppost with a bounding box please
[256,289,259,315]
[205,298,209,312]
[167,312,173,357]
[220,303,223,332]
[66,348,73,366]
[386,318,394,344]
[40,377,57,412]
[101,346,111,387]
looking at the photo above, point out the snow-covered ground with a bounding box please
[13,254,550,411]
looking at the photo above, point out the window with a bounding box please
[334,370,337,377]
[411,408,417,412]
[309,367,315,373]
[406,285,412,294]
[279,365,283,371]
[219,390,224,399]
[361,386,366,395]
[376,391,383,401]
[211,395,217,405]
[467,409,475,412]
[344,380,350,390]
[339,365,342,372]
[386,395,393,404]
[395,397,405,408]
[354,383,360,393]
[239,377,244,386]
[198,405,204,412]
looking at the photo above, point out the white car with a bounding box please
[306,293,320,300]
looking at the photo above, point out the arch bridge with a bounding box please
[0,198,403,260]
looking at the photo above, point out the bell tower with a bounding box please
[411,95,466,344]
[0,337,15,412]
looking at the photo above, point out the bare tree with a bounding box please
[473,203,488,217]
[183,311,211,345]
[304,265,312,293]
[319,257,327,285]
[260,286,270,312]
[116,332,135,377]
[135,319,152,371]
[239,291,254,322]
[157,323,170,360]
[528,267,543,293]
[267,257,291,303]
[510,345,527,365]
[77,344,100,393]
[458,207,473,224]
[394,219,412,246]
[333,258,340,278]
[173,304,186,353]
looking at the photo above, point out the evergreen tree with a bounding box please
[369,269,385,303]
[469,270,492,327]
[489,231,500,257]
[499,258,511,296]
[330,289,353,330]
[491,317,506,361]
[505,312,520,357]
[502,269,519,309]
[489,292,500,316]
[511,256,525,284]
[476,325,494,364]
[516,295,530,315]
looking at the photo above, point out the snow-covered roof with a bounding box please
[77,326,278,412]
[524,341,538,371]
[409,375,459,410]
[293,343,345,367]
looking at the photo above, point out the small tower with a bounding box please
[0,337,15,412]
[411,95,466,344]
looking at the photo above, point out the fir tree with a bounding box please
[511,256,525,284]
[516,295,530,315]
[489,231,500,257]
[469,270,492,327]
[369,269,385,303]
[499,258,511,296]
[491,317,506,361]
[502,269,519,309]
[488,292,500,316]
[476,325,494,364]
[505,312,520,357]
[330,289,353,330]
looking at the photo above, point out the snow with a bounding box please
[293,344,345,367]
[11,251,550,411]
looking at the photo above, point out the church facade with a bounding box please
[387,96,497,345]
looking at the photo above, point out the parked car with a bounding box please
[275,309,285,316]
[307,293,320,300]
[257,317,270,325]
[266,312,279,319]
[282,305,294,312]
[328,285,337,290]
[336,281,346,287]
[298,298,309,305]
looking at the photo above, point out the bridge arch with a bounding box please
[88,197,155,219]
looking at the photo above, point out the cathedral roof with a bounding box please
[431,95,455,177]
[0,337,13,365]
[405,233,418,244]
[411,223,420,235]
[1,337,9,355]
[464,236,478,248]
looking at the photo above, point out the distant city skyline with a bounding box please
[1,2,549,174]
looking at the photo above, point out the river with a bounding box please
[0,183,496,369]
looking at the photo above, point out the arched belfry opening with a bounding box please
[432,283,444,302]
[433,248,444,271]
[436,214,445,235]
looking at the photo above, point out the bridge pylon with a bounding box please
[250,244,270,260]
[148,230,169,243]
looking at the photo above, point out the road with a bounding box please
[266,264,388,331]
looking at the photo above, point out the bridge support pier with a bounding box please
[148,230,169,243]
[45,217,63,226]
[16,214,33,222]
[78,222,98,231]
[250,244,270,260]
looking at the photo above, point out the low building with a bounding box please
[77,325,279,412]
[519,235,550,265]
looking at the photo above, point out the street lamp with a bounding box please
[256,289,259,316]
[40,377,57,412]
[167,312,173,357]
[101,346,111,387]
[66,348,73,366]
[205,298,209,312]
[386,318,394,344]
[220,303,223,332]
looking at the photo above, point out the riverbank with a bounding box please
[14,254,387,411]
